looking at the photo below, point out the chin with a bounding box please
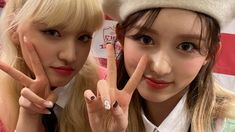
[140,93,170,103]
[137,88,174,103]
[49,79,71,87]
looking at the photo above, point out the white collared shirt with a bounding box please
[52,78,75,118]
[142,93,191,132]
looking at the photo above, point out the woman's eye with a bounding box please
[177,42,198,52]
[78,34,92,43]
[132,34,153,45]
[42,29,61,37]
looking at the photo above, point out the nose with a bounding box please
[149,51,172,76]
[58,40,77,64]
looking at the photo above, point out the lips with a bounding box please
[51,66,74,76]
[144,76,171,89]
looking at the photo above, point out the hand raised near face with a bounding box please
[0,37,57,115]
[84,44,148,132]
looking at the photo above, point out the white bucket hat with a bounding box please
[102,0,235,27]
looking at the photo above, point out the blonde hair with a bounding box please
[59,55,99,132]
[0,0,103,131]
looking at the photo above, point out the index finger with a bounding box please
[106,44,117,89]
[123,55,148,94]
[0,61,32,87]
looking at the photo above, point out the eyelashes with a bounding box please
[128,33,202,54]
[78,34,92,43]
[177,42,200,53]
[41,29,61,37]
[130,34,154,45]
[41,28,92,43]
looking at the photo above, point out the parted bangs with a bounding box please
[15,0,103,33]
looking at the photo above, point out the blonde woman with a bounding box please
[0,0,103,131]
[84,0,235,132]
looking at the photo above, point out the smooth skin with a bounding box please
[124,9,208,126]
[0,37,55,131]
[84,44,148,132]
[0,18,93,131]
[84,8,209,131]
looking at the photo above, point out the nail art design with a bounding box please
[90,96,95,101]
[104,99,111,110]
[113,101,118,108]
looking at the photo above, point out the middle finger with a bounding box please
[23,37,47,79]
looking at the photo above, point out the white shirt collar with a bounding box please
[142,92,191,132]
[53,77,75,108]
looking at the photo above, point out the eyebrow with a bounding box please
[131,26,158,35]
[177,34,206,42]
[131,26,206,41]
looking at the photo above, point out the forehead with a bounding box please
[135,8,205,36]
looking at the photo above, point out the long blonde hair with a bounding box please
[0,0,103,131]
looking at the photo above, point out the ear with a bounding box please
[217,42,222,53]
[203,42,221,66]
[203,60,208,65]
[10,29,20,45]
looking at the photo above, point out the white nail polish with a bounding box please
[46,111,51,115]
[44,101,53,108]
[23,36,28,42]
[104,99,111,110]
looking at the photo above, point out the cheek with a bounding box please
[19,30,46,69]
[123,43,144,76]
[32,39,52,59]
[175,58,206,84]
[22,43,51,73]
[75,46,91,69]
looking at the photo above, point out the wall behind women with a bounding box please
[213,18,235,91]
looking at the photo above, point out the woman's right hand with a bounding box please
[0,37,57,115]
[84,44,148,132]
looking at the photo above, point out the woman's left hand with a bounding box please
[84,44,147,132]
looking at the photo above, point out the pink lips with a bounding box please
[51,66,74,76]
[144,76,171,90]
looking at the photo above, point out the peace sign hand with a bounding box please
[0,37,57,115]
[84,44,147,132]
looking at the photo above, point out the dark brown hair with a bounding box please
[115,8,221,131]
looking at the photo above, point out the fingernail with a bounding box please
[44,101,53,108]
[23,36,28,43]
[90,96,95,101]
[113,101,118,108]
[104,99,111,110]
[46,110,51,115]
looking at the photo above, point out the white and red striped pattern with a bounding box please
[213,19,235,91]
